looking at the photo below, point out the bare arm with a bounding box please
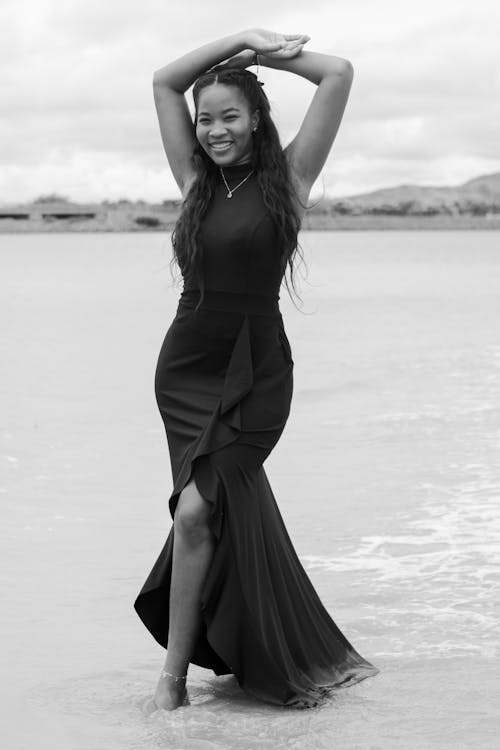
[152,32,248,196]
[152,29,306,196]
[259,51,354,195]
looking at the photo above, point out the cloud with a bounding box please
[1,0,499,202]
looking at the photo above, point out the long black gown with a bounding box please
[134,160,379,708]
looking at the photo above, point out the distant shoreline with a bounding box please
[1,213,500,233]
[3,170,499,233]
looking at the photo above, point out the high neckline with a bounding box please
[219,160,254,175]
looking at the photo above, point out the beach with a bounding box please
[1,230,499,749]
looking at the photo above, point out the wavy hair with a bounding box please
[170,66,307,312]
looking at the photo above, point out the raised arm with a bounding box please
[152,33,246,197]
[152,29,308,197]
[259,50,354,197]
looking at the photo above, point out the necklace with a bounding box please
[220,167,254,198]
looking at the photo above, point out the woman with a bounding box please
[134,27,379,712]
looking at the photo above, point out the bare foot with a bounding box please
[149,670,190,712]
[141,696,160,717]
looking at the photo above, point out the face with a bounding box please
[195,83,259,166]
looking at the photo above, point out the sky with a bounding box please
[1,0,499,203]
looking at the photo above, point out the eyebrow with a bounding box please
[198,107,241,116]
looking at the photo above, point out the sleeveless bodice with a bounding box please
[182,162,283,300]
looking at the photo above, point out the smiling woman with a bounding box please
[171,62,305,310]
[195,89,258,165]
[134,27,378,713]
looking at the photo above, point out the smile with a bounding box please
[210,142,233,152]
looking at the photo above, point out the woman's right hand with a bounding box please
[244,28,310,58]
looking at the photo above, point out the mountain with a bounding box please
[460,172,500,198]
[324,172,500,216]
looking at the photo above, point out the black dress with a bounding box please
[134,161,379,708]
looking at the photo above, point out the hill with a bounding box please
[316,171,500,219]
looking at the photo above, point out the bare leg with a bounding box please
[151,474,216,711]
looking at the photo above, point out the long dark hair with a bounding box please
[170,66,307,312]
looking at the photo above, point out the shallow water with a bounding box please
[1,231,499,749]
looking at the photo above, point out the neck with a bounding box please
[221,160,252,169]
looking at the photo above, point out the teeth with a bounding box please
[211,142,232,151]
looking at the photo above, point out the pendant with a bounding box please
[226,191,233,199]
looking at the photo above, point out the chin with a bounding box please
[204,144,250,166]
[211,151,242,164]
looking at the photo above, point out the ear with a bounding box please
[251,109,261,132]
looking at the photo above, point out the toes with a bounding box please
[141,697,159,716]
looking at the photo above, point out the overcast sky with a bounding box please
[1,0,499,203]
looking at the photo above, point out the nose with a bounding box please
[209,122,229,138]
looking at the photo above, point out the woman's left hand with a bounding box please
[245,28,310,58]
[213,31,310,73]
